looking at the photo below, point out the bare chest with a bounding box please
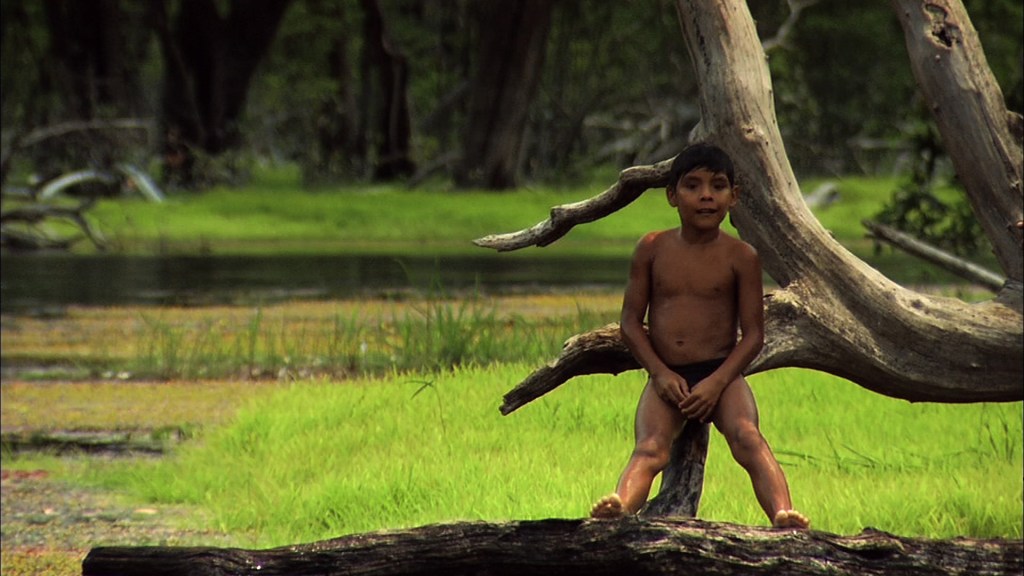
[650,248,736,302]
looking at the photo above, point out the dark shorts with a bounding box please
[668,357,728,387]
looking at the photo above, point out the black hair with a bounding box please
[668,143,735,188]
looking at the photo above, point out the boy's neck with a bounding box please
[678,226,721,245]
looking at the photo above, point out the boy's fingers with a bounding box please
[679,382,691,399]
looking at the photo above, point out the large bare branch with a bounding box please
[473,162,669,251]
[680,0,1021,401]
[479,0,1022,404]
[892,0,1023,281]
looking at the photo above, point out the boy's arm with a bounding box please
[620,233,692,406]
[679,243,765,421]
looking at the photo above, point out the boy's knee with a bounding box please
[631,440,672,471]
[726,424,766,460]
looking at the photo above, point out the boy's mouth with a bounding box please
[696,208,718,214]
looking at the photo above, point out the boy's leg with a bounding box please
[592,380,685,518]
[712,376,809,529]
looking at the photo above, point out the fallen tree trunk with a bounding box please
[863,219,1005,292]
[0,199,108,251]
[82,518,1023,576]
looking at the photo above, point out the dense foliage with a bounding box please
[2,1,1019,181]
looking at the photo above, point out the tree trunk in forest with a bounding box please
[82,518,1023,576]
[154,0,292,184]
[359,0,416,180]
[455,0,553,190]
[42,0,149,120]
[305,0,361,182]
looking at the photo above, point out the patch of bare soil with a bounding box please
[1,467,238,575]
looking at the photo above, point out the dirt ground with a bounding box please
[1,466,238,575]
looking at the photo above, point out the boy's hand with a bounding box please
[652,370,690,407]
[679,380,723,422]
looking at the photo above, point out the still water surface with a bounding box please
[1,253,628,313]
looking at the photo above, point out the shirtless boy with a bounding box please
[590,143,808,529]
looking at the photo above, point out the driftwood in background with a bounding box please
[0,198,107,251]
[862,219,1006,292]
[82,518,1023,576]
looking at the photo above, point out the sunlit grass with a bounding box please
[81,165,864,257]
[67,364,1023,547]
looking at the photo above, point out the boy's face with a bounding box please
[667,167,738,230]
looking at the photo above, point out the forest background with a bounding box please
[2,1,1021,205]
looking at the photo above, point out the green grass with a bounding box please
[79,166,848,257]
[102,296,611,380]
[71,364,1022,547]
[87,164,672,256]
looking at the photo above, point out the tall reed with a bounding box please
[129,296,610,380]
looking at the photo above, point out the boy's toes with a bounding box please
[590,493,626,519]
[772,509,810,530]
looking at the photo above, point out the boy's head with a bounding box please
[668,143,735,190]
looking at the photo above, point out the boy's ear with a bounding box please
[728,185,740,207]
[666,185,678,207]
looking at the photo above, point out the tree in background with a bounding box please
[454,0,554,190]
[151,0,292,187]
[1,1,152,180]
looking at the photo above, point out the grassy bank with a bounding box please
[70,364,1023,546]
[79,166,974,251]
[75,165,997,284]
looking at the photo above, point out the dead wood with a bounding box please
[0,199,107,251]
[863,220,1005,292]
[478,0,1023,403]
[82,518,1023,576]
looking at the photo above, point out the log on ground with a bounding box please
[82,517,1023,576]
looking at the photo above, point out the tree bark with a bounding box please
[478,0,1023,404]
[82,518,1023,576]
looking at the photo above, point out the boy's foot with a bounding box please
[590,493,626,519]
[772,509,810,530]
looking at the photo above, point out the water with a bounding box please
[0,253,628,313]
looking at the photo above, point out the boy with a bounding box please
[590,143,808,529]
